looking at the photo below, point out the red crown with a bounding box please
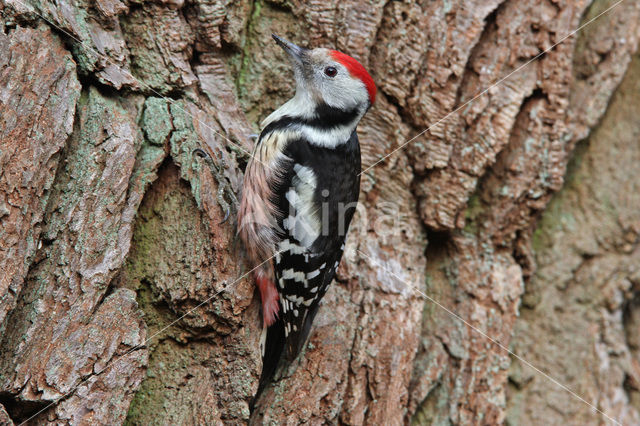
[330,50,376,104]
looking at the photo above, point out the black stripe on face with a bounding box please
[261,103,360,136]
[313,103,360,128]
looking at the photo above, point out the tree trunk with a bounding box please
[1,0,639,424]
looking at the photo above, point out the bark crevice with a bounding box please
[1,1,640,423]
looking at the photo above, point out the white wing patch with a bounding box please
[284,164,320,248]
[293,163,316,187]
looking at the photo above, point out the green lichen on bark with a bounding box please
[0,83,151,423]
[123,160,211,423]
[120,4,196,93]
[141,97,173,146]
[123,161,257,424]
[228,0,301,124]
[411,383,451,426]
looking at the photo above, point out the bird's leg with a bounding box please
[215,149,239,224]
[193,146,238,224]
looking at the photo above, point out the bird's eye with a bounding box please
[324,66,337,77]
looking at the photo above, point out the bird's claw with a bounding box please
[192,147,209,159]
[219,206,231,224]
[193,145,237,225]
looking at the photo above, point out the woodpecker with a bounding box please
[238,35,376,383]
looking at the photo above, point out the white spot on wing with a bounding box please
[285,188,299,205]
[282,268,306,282]
[286,295,305,305]
[293,164,316,188]
[285,163,321,248]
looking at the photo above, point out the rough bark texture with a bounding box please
[0,0,639,424]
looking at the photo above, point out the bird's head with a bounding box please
[272,34,376,113]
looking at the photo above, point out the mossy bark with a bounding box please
[0,0,639,424]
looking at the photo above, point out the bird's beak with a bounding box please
[272,34,306,65]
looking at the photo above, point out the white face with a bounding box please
[297,48,370,112]
[263,37,373,147]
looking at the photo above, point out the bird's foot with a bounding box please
[193,145,238,224]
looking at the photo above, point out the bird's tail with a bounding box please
[253,317,286,407]
[252,304,323,414]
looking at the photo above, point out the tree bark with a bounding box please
[0,0,639,424]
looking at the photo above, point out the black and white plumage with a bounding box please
[238,35,376,389]
[272,124,361,358]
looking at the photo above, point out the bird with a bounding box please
[238,34,376,388]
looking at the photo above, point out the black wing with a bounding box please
[265,130,361,365]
